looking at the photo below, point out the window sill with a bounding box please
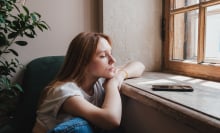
[121,72,220,132]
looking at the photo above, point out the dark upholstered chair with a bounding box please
[0,56,64,133]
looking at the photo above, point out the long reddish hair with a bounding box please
[39,32,111,105]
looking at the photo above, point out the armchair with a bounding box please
[0,56,64,133]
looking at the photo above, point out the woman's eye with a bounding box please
[100,55,106,58]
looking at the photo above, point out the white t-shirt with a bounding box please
[35,78,105,130]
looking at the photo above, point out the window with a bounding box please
[163,0,220,81]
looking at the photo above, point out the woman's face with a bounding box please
[87,37,116,79]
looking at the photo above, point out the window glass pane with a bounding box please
[172,10,199,61]
[172,0,199,9]
[204,4,220,63]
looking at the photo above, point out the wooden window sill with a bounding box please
[121,72,220,132]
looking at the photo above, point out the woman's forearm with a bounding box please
[98,61,144,128]
[121,61,145,79]
[101,79,122,128]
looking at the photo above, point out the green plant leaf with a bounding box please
[14,58,19,63]
[22,6,29,15]
[33,12,41,18]
[0,1,49,99]
[15,41,27,46]
[37,24,43,31]
[30,13,37,22]
[31,29,36,35]
[9,67,16,73]
[0,33,7,46]
[13,84,23,92]
[18,13,25,21]
[11,61,17,67]
[42,21,50,30]
[20,21,25,28]
[8,49,18,56]
[12,20,21,29]
[24,32,34,38]
[8,32,18,39]
[39,23,48,30]
[12,2,20,13]
[9,14,19,20]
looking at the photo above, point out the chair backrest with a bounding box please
[11,56,64,133]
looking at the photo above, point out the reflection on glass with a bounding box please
[204,4,220,63]
[172,0,199,9]
[172,10,199,61]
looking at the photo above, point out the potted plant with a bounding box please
[0,0,49,122]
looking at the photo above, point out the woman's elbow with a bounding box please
[111,116,121,128]
[105,117,121,129]
[139,62,145,73]
[135,61,145,76]
[101,113,121,129]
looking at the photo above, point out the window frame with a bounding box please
[163,0,220,81]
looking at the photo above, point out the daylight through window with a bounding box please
[164,0,220,81]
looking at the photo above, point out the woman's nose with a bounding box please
[109,55,116,64]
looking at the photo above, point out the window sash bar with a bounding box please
[197,5,206,63]
[201,0,220,7]
[170,0,220,15]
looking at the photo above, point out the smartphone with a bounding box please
[152,85,194,92]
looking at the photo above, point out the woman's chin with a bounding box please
[103,73,115,79]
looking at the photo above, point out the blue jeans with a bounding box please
[47,117,123,133]
[47,117,94,133]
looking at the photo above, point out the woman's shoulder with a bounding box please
[51,82,83,97]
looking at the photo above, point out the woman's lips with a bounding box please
[108,67,116,72]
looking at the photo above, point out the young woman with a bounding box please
[32,32,145,133]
